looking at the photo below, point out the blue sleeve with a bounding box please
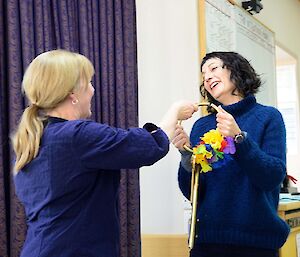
[73,121,169,170]
[234,108,286,191]
[178,164,192,200]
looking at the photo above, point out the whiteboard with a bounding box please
[203,0,277,107]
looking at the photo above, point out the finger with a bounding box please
[216,115,231,126]
[216,116,225,124]
[193,104,199,112]
[217,123,230,132]
[190,104,197,113]
[173,128,184,138]
[172,136,188,148]
[176,127,188,137]
[172,129,187,140]
[216,116,232,126]
[218,105,227,113]
[216,125,229,137]
[172,136,185,146]
[216,112,228,119]
[175,124,184,129]
[181,113,192,120]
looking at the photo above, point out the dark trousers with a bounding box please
[190,243,279,257]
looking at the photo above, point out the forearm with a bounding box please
[234,134,286,191]
[159,105,179,140]
[180,150,193,172]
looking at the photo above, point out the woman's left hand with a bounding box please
[216,106,241,137]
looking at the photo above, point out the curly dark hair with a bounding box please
[200,51,261,113]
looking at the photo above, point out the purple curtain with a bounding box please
[0,1,140,257]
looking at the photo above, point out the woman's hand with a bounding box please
[173,101,198,120]
[171,124,191,151]
[216,106,241,137]
[159,100,197,140]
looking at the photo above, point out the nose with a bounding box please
[204,72,213,82]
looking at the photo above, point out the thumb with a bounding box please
[218,105,226,113]
[193,103,199,112]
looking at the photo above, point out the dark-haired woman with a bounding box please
[172,52,289,257]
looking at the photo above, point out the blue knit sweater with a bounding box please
[178,95,290,249]
[14,117,169,257]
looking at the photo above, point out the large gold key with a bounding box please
[180,102,220,250]
[188,155,200,249]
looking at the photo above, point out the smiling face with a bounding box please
[201,57,242,105]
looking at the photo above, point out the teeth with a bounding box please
[211,82,218,89]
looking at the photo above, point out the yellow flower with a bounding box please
[201,129,224,150]
[200,159,212,172]
[192,145,213,172]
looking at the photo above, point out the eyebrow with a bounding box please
[201,61,224,74]
[202,62,219,73]
[208,62,217,67]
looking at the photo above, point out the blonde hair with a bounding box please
[12,49,95,171]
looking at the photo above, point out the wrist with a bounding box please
[172,104,181,120]
[179,149,192,156]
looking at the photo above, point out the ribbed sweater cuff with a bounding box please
[196,228,288,250]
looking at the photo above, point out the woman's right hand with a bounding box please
[171,124,191,151]
[172,101,198,121]
[159,100,197,141]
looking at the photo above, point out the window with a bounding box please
[276,46,299,155]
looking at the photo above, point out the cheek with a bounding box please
[88,90,94,100]
[91,88,95,98]
[203,82,211,92]
[222,71,232,83]
[224,78,235,91]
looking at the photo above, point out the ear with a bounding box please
[69,93,79,105]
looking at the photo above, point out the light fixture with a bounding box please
[241,0,263,15]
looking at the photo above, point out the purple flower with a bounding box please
[223,137,236,154]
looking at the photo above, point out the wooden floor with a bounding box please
[142,234,189,257]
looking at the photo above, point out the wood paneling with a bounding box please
[142,234,189,257]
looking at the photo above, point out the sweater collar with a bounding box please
[221,95,256,116]
[46,116,68,125]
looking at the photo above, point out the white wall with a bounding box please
[137,0,300,234]
[136,0,200,234]
[255,0,300,189]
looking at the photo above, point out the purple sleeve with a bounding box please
[73,121,169,170]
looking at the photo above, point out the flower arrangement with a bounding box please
[192,129,236,173]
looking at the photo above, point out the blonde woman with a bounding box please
[12,49,198,257]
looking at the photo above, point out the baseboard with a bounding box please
[141,234,189,257]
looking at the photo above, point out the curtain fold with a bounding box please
[0,1,140,256]
[0,1,9,255]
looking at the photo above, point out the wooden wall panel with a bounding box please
[142,234,189,257]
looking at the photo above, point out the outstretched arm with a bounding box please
[159,101,198,140]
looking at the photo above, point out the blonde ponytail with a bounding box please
[12,104,45,171]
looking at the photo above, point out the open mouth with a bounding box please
[210,82,219,89]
